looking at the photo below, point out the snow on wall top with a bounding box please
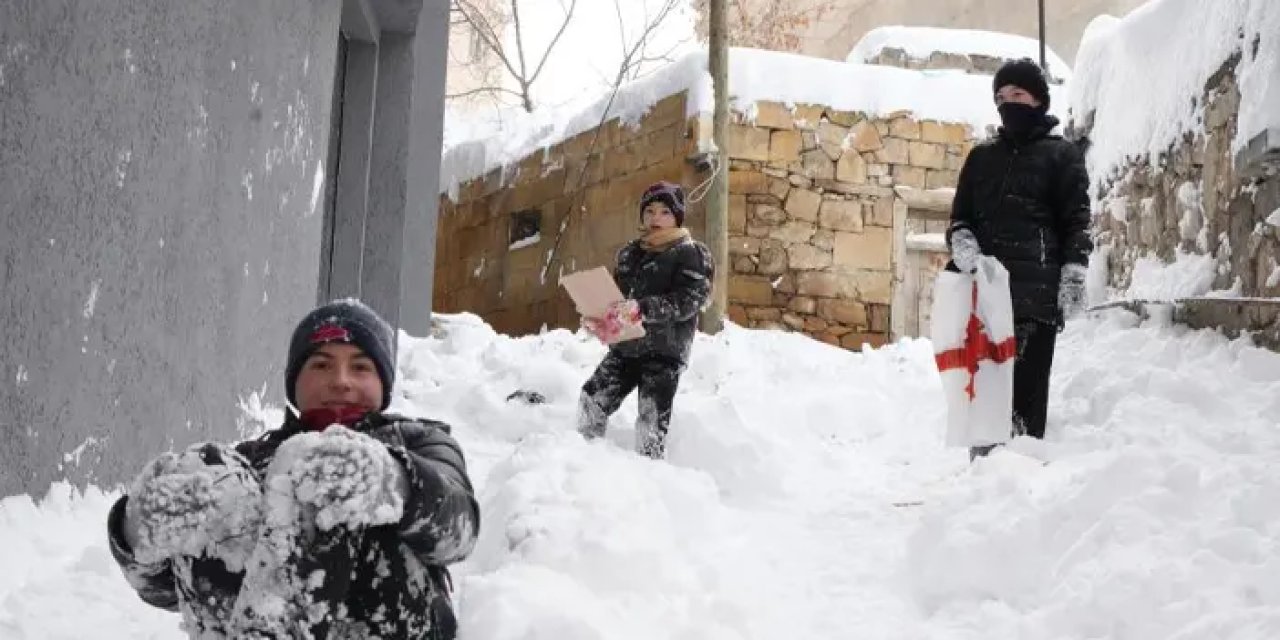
[846,26,1070,82]
[441,47,1065,199]
[1068,0,1280,189]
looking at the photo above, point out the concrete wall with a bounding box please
[0,0,452,496]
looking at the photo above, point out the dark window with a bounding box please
[509,209,541,249]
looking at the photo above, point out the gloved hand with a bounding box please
[271,425,408,531]
[583,299,643,343]
[1058,263,1088,322]
[124,442,264,566]
[949,228,982,273]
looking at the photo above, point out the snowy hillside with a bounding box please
[1069,0,1280,187]
[3,311,1280,638]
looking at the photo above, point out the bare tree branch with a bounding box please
[447,85,526,100]
[509,0,530,90]
[526,0,579,87]
[454,0,522,83]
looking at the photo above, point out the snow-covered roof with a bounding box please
[441,47,1067,199]
[1068,0,1280,188]
[846,26,1070,82]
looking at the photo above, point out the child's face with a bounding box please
[995,85,1041,108]
[642,202,677,230]
[294,343,383,412]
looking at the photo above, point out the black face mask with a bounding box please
[997,102,1045,134]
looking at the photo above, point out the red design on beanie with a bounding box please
[309,323,351,344]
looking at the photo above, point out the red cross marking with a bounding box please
[934,281,1017,400]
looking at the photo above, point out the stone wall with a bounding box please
[723,102,973,349]
[435,95,979,350]
[802,0,1148,64]
[434,93,701,337]
[1082,60,1280,300]
[866,47,1065,83]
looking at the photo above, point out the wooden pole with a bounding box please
[702,0,729,333]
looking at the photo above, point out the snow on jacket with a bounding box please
[946,114,1093,323]
[107,412,480,639]
[610,235,714,363]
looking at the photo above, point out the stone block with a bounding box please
[877,137,910,165]
[849,120,884,153]
[833,228,893,270]
[817,299,867,326]
[785,188,822,222]
[890,117,921,139]
[768,129,803,166]
[753,203,788,225]
[758,240,789,275]
[788,296,818,314]
[769,220,817,244]
[730,125,772,163]
[730,276,775,306]
[730,169,769,194]
[754,100,795,130]
[796,271,839,297]
[909,141,948,169]
[788,243,833,270]
[818,120,851,160]
[925,169,960,190]
[729,236,761,256]
[836,151,868,184]
[892,164,927,189]
[818,198,864,232]
[800,149,836,180]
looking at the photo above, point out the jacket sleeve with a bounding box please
[380,420,480,566]
[1054,141,1094,266]
[637,242,714,324]
[106,496,181,612]
[946,147,979,244]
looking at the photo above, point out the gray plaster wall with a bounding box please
[0,0,344,496]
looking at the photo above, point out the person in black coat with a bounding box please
[946,59,1093,457]
[578,181,714,459]
[107,299,479,639]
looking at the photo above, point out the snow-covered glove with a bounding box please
[1058,263,1088,322]
[583,299,643,343]
[124,442,264,567]
[270,426,408,531]
[949,228,982,274]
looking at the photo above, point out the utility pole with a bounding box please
[702,0,729,333]
[1038,0,1047,70]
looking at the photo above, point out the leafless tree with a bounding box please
[691,0,835,52]
[449,0,689,112]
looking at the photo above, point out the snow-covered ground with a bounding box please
[4,310,1279,639]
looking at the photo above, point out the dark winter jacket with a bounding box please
[611,235,714,363]
[947,115,1093,322]
[107,413,480,640]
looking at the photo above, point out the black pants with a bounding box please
[1012,318,1058,439]
[579,352,684,459]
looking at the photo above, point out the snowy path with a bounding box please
[2,310,1279,639]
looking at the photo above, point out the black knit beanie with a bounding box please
[639,181,687,227]
[993,58,1051,109]
[285,298,395,410]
